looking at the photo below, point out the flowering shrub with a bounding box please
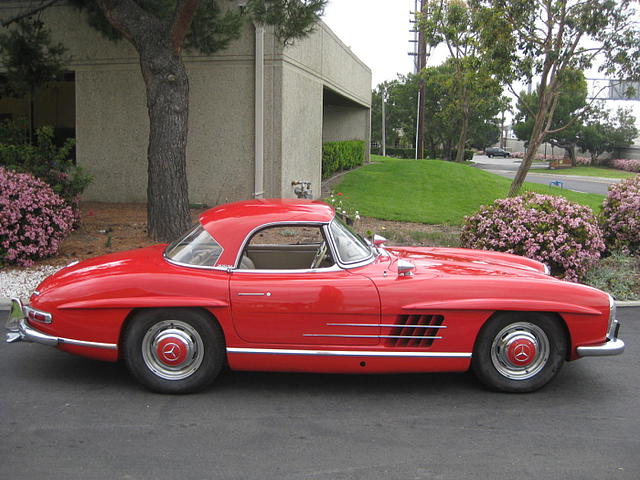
[460,193,605,282]
[600,175,640,255]
[0,167,74,267]
[0,124,92,225]
[610,159,640,173]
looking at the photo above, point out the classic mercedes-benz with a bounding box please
[6,199,624,393]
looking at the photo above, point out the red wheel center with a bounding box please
[506,337,536,366]
[156,337,188,366]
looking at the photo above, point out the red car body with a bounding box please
[7,199,624,393]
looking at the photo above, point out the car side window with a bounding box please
[239,225,334,270]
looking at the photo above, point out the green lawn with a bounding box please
[533,166,636,179]
[330,156,604,225]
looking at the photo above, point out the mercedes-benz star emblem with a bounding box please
[162,342,181,361]
[514,344,530,361]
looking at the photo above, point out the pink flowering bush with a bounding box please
[0,167,74,267]
[600,175,640,255]
[610,159,640,173]
[460,193,605,282]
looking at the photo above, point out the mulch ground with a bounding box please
[17,202,456,269]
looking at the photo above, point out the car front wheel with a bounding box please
[472,313,566,393]
[123,308,225,393]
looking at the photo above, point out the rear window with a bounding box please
[165,224,223,267]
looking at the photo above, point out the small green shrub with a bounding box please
[385,147,415,159]
[450,149,475,162]
[322,140,365,179]
[583,252,639,300]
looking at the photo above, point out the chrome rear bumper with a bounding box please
[6,298,116,350]
[576,318,625,357]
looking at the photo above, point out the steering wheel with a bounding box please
[310,242,328,269]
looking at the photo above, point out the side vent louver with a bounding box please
[386,315,445,348]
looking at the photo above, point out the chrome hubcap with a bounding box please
[490,322,549,380]
[142,320,204,380]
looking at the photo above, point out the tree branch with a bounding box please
[2,0,62,27]
[170,0,198,55]
[96,0,161,49]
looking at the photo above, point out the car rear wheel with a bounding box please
[123,308,225,393]
[472,312,566,393]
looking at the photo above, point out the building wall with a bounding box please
[0,4,371,204]
[279,22,372,197]
[322,104,369,143]
[279,65,324,198]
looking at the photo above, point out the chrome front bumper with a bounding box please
[5,298,116,350]
[576,318,625,357]
[6,298,58,346]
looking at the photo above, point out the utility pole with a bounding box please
[410,0,428,160]
[381,87,386,157]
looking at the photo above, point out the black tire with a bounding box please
[487,154,493,158]
[472,312,566,393]
[123,308,225,394]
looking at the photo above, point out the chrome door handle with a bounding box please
[237,292,272,296]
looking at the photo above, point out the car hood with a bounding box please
[386,246,550,279]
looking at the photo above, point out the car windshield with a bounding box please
[329,217,372,265]
[165,224,223,267]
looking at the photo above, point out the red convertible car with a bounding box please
[6,199,624,393]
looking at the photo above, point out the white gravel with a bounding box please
[0,265,64,302]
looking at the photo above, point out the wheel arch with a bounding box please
[118,306,226,361]
[478,310,571,360]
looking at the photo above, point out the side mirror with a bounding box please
[397,259,414,277]
[372,234,387,247]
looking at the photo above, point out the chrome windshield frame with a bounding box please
[324,217,375,269]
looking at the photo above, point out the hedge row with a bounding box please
[322,140,365,179]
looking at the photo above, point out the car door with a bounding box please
[229,224,380,346]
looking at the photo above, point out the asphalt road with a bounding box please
[1,307,638,480]
[483,168,616,195]
[472,155,620,195]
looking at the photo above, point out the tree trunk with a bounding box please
[141,52,192,242]
[509,87,556,196]
[509,109,548,196]
[454,108,469,163]
[96,0,195,242]
[567,144,576,167]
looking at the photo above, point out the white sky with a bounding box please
[322,0,419,87]
[322,0,640,130]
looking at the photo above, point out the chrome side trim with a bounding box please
[233,264,342,274]
[327,323,447,329]
[227,347,471,358]
[302,334,442,339]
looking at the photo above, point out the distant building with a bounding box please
[0,2,372,203]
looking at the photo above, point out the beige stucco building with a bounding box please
[0,2,372,204]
